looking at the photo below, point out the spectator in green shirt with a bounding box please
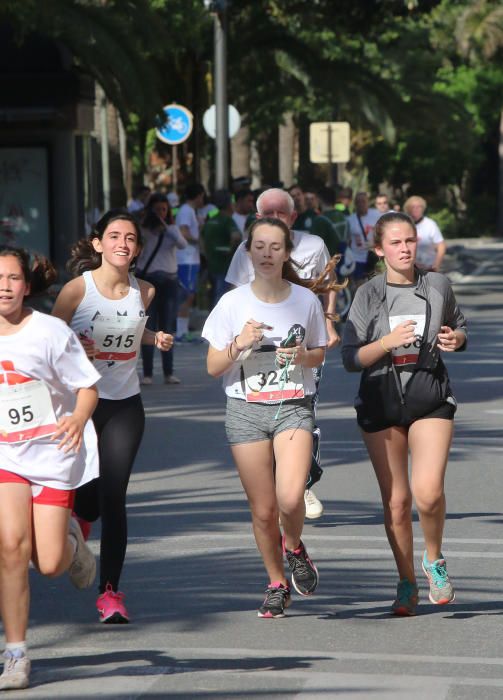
[202,190,241,307]
[312,186,349,256]
[288,184,317,232]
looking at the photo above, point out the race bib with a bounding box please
[92,316,148,361]
[244,350,304,403]
[389,314,426,338]
[0,380,57,444]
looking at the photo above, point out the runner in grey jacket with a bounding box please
[341,211,467,617]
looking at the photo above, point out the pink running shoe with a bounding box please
[96,584,129,624]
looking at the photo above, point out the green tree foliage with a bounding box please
[1,0,500,232]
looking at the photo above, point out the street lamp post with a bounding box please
[205,1,229,189]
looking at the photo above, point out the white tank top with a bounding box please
[70,271,146,400]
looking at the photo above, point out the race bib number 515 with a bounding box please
[0,380,57,444]
[92,316,148,361]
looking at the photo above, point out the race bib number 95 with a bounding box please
[92,316,148,361]
[0,380,57,444]
[244,351,304,403]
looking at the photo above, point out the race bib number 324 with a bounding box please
[244,351,304,403]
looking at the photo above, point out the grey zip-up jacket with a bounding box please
[342,269,467,427]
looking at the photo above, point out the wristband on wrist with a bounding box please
[380,337,391,353]
[233,335,246,352]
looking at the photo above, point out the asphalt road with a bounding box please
[19,241,503,698]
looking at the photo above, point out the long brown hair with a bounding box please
[245,217,346,317]
[66,209,143,277]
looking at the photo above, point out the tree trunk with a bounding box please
[278,112,295,188]
[498,107,503,236]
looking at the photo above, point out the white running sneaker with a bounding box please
[164,374,181,385]
[304,489,324,519]
[0,651,30,690]
[140,376,153,385]
[68,516,96,589]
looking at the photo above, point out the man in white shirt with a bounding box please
[225,187,339,519]
[175,183,205,340]
[347,192,380,283]
[404,195,446,271]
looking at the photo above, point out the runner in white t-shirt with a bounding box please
[347,192,381,282]
[203,217,341,618]
[225,188,341,519]
[52,210,173,625]
[0,247,100,691]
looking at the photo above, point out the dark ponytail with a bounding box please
[66,209,143,278]
[66,238,101,277]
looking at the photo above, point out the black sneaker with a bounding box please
[257,582,291,618]
[282,535,319,596]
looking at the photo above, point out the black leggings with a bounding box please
[74,394,145,593]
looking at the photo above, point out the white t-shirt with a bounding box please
[347,208,381,263]
[0,311,100,489]
[225,230,330,286]
[202,283,328,400]
[232,212,247,235]
[70,271,146,400]
[176,203,200,265]
[416,216,444,268]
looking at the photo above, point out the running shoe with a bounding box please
[0,650,30,690]
[422,552,455,605]
[282,535,319,596]
[96,584,130,624]
[304,489,324,519]
[68,516,96,589]
[164,374,181,385]
[257,582,291,618]
[391,578,419,616]
[140,376,153,385]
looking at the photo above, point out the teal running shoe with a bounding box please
[391,578,419,616]
[422,552,455,605]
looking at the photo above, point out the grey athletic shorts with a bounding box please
[225,396,314,446]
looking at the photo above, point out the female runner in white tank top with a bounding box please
[0,247,100,691]
[52,210,173,624]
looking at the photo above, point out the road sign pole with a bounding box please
[214,9,228,189]
[327,123,333,186]
[172,145,177,191]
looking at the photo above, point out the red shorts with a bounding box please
[0,469,75,509]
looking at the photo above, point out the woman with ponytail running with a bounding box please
[52,209,173,624]
[0,247,99,690]
[342,211,467,616]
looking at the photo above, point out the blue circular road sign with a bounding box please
[156,104,193,145]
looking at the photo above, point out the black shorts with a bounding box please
[358,400,457,434]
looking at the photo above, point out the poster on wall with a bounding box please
[0,147,50,256]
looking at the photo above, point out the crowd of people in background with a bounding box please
[126,179,446,321]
